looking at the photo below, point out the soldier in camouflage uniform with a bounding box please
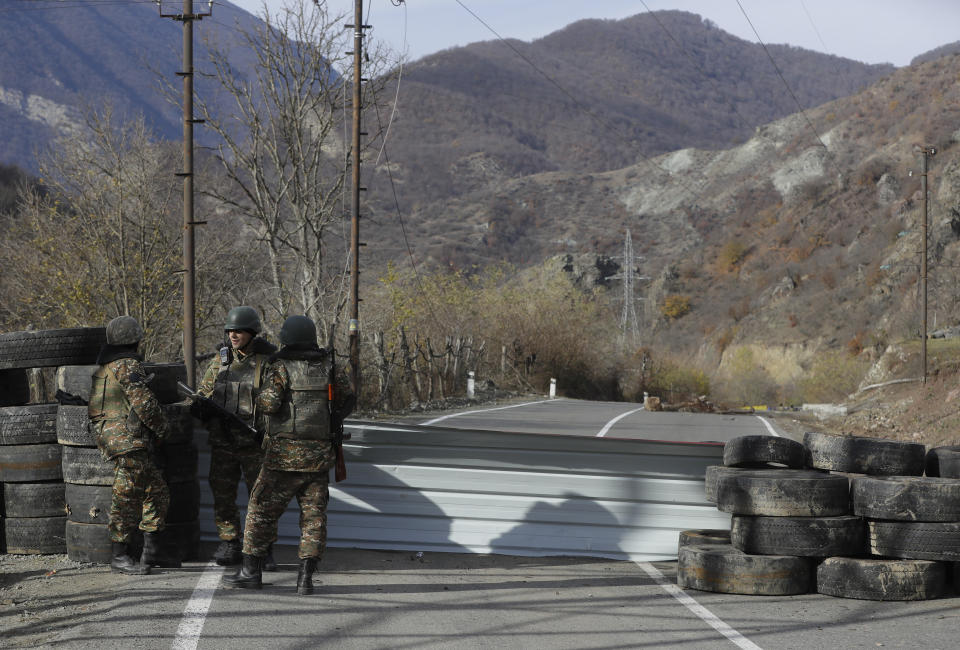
[194,306,277,568]
[222,315,355,595]
[88,316,179,575]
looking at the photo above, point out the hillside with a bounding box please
[366,11,894,215]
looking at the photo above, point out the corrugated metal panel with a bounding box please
[197,421,730,562]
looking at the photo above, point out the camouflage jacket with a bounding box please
[197,336,276,447]
[88,349,169,460]
[256,346,355,472]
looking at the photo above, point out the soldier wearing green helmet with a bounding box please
[222,315,355,595]
[88,316,179,574]
[194,306,277,568]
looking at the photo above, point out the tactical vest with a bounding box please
[210,353,264,421]
[88,365,131,424]
[267,358,331,441]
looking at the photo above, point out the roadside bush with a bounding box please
[715,347,778,406]
[796,350,869,403]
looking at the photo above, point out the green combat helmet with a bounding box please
[279,315,317,346]
[224,306,262,334]
[106,316,144,345]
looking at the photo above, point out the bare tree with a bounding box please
[196,0,394,340]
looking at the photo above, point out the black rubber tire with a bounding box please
[817,556,946,601]
[715,469,850,517]
[678,529,730,554]
[61,446,114,486]
[731,514,866,557]
[56,404,95,446]
[803,431,925,476]
[852,476,960,522]
[159,442,198,484]
[0,368,30,407]
[64,483,112,524]
[166,480,201,524]
[925,446,960,479]
[0,404,58,445]
[65,520,112,564]
[868,520,960,561]
[56,362,186,404]
[165,519,200,561]
[0,328,106,370]
[3,515,67,554]
[705,465,749,503]
[677,543,813,595]
[2,481,66,518]
[0,443,63,482]
[723,435,808,468]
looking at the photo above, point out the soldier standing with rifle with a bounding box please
[193,306,277,569]
[222,315,355,595]
[88,316,179,574]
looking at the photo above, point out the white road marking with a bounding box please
[420,399,555,425]
[171,562,225,650]
[758,416,781,437]
[636,562,763,650]
[596,407,644,437]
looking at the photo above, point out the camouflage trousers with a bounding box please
[242,468,329,560]
[109,449,169,543]
[209,444,264,541]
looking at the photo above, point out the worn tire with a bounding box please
[0,443,62,482]
[803,431,925,476]
[0,368,30,407]
[705,465,749,503]
[852,476,960,522]
[925,446,960,479]
[678,543,813,595]
[3,515,67,554]
[65,520,112,564]
[723,435,807,468]
[57,362,186,404]
[0,328,106,370]
[678,529,730,554]
[732,514,866,557]
[64,483,112,524]
[868,520,960,561]
[817,556,946,601]
[56,404,95,446]
[2,481,66,518]
[716,469,850,517]
[61,446,114,486]
[0,404,58,445]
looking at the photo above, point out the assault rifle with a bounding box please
[177,381,263,446]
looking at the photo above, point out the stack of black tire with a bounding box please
[0,328,106,555]
[679,431,960,601]
[56,362,200,563]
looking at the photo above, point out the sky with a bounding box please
[228,0,960,67]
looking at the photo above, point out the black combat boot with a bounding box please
[263,544,277,572]
[296,557,318,595]
[141,531,182,568]
[111,541,150,575]
[214,538,242,566]
[221,553,263,590]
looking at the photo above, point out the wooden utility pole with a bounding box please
[158,0,212,388]
[347,0,367,397]
[917,145,936,383]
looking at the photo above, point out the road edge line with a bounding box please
[171,562,225,650]
[420,399,555,425]
[596,407,644,437]
[635,561,763,650]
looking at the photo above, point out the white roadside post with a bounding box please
[467,371,475,398]
[549,378,557,398]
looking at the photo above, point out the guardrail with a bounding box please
[197,421,729,562]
